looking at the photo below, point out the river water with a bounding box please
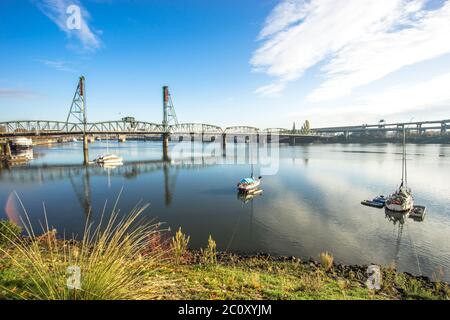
[1,141,449,281]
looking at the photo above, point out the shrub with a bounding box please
[297,270,323,293]
[0,203,171,300]
[200,235,217,265]
[0,220,22,247]
[171,227,190,265]
[319,252,334,271]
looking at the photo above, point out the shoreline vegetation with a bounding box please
[0,212,449,300]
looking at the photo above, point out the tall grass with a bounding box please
[200,235,217,265]
[171,227,190,265]
[319,251,334,271]
[0,196,171,300]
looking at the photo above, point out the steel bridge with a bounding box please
[0,120,308,137]
[312,119,450,135]
[0,76,448,139]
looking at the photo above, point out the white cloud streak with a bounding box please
[290,72,450,126]
[0,88,40,100]
[251,0,450,99]
[36,59,77,72]
[33,0,101,51]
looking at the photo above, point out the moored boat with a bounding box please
[10,137,33,149]
[94,154,123,165]
[237,177,261,192]
[385,127,413,213]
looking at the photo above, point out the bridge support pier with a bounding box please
[289,136,295,146]
[83,135,89,165]
[442,122,447,135]
[3,141,12,159]
[222,134,227,157]
[163,133,170,161]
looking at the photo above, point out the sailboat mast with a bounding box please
[401,126,406,187]
[404,126,407,187]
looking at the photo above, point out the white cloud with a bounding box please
[36,59,77,72]
[33,0,101,51]
[254,81,287,97]
[0,88,41,100]
[290,72,450,126]
[252,0,450,99]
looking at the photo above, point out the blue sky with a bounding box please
[1,0,450,128]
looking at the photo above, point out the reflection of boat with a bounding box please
[237,189,263,203]
[100,162,123,169]
[15,149,34,160]
[385,208,409,224]
[385,127,413,212]
[10,137,32,149]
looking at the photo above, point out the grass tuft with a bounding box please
[171,227,190,265]
[319,252,334,271]
[200,235,217,265]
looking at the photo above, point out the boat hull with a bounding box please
[237,180,260,192]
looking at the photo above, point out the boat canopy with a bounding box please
[240,178,255,184]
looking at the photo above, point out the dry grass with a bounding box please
[171,227,190,265]
[319,252,334,271]
[200,235,217,265]
[0,195,172,300]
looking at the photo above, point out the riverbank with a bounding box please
[1,236,448,300]
[149,252,449,300]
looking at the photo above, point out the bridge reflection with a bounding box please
[0,157,218,218]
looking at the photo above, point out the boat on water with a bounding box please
[237,177,261,192]
[10,137,33,149]
[409,205,426,221]
[385,127,413,213]
[94,154,123,165]
[237,146,262,193]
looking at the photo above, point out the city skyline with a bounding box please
[1,0,450,128]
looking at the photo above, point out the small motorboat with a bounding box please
[409,205,426,221]
[237,177,261,193]
[361,199,385,208]
[94,154,123,165]
[373,195,386,204]
[361,195,386,208]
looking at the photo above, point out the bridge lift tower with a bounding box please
[66,76,88,164]
[162,86,178,160]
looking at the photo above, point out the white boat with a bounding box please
[71,138,78,142]
[94,154,123,165]
[237,177,261,192]
[10,137,33,149]
[385,127,413,213]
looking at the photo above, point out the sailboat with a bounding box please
[94,138,123,166]
[237,145,261,193]
[385,127,413,213]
